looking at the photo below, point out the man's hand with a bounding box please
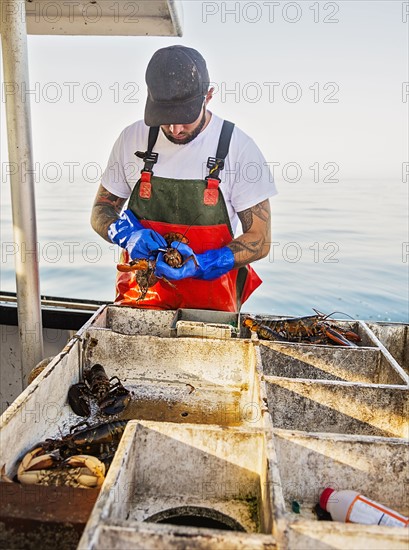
[108,209,167,260]
[155,242,234,281]
[155,242,198,280]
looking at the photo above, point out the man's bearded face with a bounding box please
[161,106,207,145]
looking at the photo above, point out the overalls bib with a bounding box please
[115,121,262,312]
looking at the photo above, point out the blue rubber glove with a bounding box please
[108,209,167,260]
[155,242,235,281]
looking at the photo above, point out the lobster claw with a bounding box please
[324,327,358,347]
[116,259,151,273]
[67,383,91,417]
[98,386,131,416]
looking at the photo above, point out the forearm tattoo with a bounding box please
[93,187,124,213]
[228,200,271,268]
[91,186,126,242]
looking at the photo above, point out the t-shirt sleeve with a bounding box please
[228,136,277,213]
[100,130,132,199]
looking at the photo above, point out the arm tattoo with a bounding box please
[238,201,270,232]
[93,188,124,214]
[228,238,265,265]
[91,185,126,242]
[228,199,271,268]
[238,209,253,233]
[229,239,263,255]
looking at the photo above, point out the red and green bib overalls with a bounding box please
[115,121,262,312]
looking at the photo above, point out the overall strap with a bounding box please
[215,120,235,167]
[135,126,160,171]
[147,126,160,156]
[205,120,235,206]
[134,126,160,199]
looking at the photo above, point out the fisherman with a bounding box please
[91,45,277,312]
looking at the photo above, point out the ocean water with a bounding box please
[1,178,408,322]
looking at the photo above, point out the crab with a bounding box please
[17,447,105,488]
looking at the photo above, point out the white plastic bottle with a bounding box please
[320,488,409,528]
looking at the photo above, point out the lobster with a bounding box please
[68,363,131,417]
[243,310,361,347]
[160,232,190,267]
[40,420,128,459]
[116,231,197,301]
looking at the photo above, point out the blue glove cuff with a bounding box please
[196,246,235,280]
[108,209,144,247]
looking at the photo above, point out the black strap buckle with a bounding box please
[135,150,159,172]
[207,157,224,180]
[207,157,225,171]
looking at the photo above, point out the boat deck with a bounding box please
[0,305,408,549]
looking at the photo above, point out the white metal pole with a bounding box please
[1,0,44,387]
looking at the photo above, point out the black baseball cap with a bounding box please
[144,46,210,127]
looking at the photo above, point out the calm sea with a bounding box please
[1,178,408,322]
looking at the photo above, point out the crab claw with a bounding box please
[64,455,106,488]
[17,448,60,485]
[18,448,56,475]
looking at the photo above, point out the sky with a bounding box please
[1,0,408,183]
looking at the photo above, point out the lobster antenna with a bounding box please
[139,215,202,251]
[175,214,202,250]
[313,308,355,321]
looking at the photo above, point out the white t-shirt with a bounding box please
[101,113,277,234]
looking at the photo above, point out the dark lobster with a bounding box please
[243,310,361,347]
[40,420,128,459]
[68,364,131,417]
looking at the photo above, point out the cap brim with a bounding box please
[144,94,204,127]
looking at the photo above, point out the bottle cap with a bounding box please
[320,488,335,510]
